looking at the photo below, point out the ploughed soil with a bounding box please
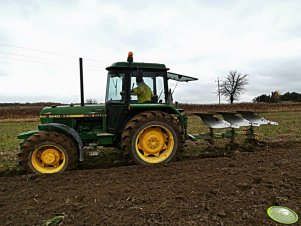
[0,142,300,225]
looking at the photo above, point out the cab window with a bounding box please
[106,73,125,102]
[130,71,165,103]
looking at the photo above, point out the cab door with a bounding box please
[105,72,129,133]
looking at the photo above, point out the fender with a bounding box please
[38,123,84,161]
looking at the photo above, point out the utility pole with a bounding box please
[215,77,221,104]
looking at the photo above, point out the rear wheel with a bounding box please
[18,131,78,174]
[121,111,183,165]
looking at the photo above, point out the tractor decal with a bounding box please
[40,114,105,118]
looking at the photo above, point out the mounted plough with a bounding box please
[187,111,278,146]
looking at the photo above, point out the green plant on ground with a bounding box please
[0,120,38,171]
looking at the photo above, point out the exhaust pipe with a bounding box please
[79,58,84,106]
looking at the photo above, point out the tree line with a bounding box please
[253,91,301,103]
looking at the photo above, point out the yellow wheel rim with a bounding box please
[31,144,66,173]
[135,125,175,164]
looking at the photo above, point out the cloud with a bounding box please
[0,0,301,103]
[246,57,301,95]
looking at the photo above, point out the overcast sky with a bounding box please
[1,0,301,104]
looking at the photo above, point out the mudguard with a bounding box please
[38,123,84,161]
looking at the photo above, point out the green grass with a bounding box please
[0,119,38,171]
[0,111,300,172]
[258,112,301,142]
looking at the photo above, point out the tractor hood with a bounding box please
[40,104,106,118]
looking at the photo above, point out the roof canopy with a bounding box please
[167,72,198,82]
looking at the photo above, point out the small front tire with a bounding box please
[19,131,78,174]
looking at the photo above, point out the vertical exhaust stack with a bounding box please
[79,58,84,106]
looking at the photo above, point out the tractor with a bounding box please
[17,52,277,174]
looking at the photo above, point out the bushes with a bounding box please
[253,91,301,103]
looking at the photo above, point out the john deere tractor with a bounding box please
[17,52,198,174]
[18,52,277,174]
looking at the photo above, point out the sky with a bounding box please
[1,0,301,104]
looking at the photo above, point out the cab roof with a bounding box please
[106,62,169,71]
[106,62,198,82]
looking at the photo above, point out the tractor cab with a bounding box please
[105,52,198,133]
[106,62,169,105]
[105,54,198,105]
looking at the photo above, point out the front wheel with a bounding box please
[18,131,78,174]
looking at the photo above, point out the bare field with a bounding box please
[1,102,301,119]
[0,106,300,225]
[181,102,301,113]
[0,137,300,225]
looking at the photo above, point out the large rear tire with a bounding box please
[121,111,183,165]
[18,131,78,174]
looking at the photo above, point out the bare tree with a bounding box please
[86,98,98,104]
[220,71,248,104]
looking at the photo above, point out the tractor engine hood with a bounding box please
[40,104,106,118]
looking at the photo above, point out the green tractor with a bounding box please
[17,52,277,174]
[17,52,197,174]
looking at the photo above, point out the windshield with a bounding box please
[106,72,125,102]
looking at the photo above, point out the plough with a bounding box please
[188,111,278,145]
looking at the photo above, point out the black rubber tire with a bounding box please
[121,111,183,165]
[18,131,78,174]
